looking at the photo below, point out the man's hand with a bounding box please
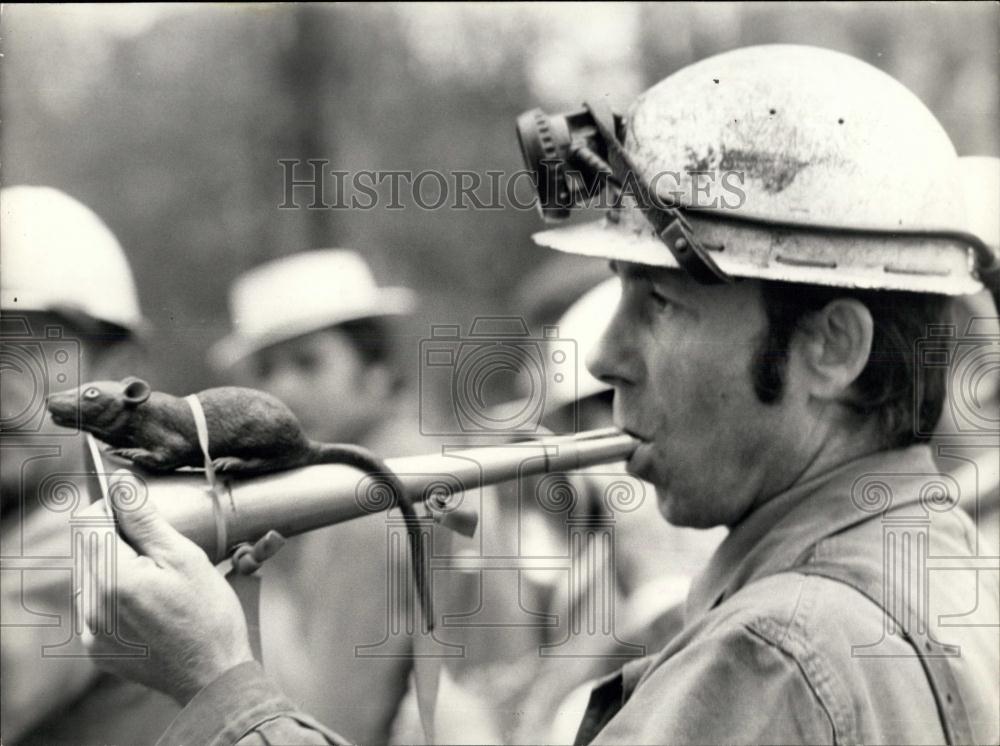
[83,469,254,705]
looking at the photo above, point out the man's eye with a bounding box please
[649,289,673,310]
[294,353,320,373]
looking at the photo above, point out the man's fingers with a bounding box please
[107,469,187,564]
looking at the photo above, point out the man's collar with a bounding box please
[684,444,941,622]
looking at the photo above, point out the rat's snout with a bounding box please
[46,389,78,424]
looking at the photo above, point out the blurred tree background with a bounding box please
[2,2,997,395]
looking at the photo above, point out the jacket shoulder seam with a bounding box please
[745,578,858,745]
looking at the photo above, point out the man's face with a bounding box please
[587,262,804,529]
[249,327,386,444]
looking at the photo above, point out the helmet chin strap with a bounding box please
[971,246,1000,313]
[582,99,732,285]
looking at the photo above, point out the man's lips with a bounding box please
[619,426,653,474]
[619,425,651,444]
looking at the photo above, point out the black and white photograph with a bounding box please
[1,3,998,744]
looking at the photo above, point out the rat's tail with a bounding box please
[311,442,434,631]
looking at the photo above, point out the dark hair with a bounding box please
[752,282,948,450]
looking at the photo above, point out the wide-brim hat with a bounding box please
[532,199,982,297]
[209,249,416,370]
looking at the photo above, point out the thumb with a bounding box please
[108,469,185,562]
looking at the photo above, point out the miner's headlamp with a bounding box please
[515,101,731,285]
[515,105,624,223]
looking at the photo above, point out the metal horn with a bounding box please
[80,428,640,562]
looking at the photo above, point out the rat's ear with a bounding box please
[121,377,151,407]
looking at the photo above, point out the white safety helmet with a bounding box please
[521,45,997,297]
[546,277,619,415]
[1,185,144,333]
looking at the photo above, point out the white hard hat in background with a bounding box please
[0,185,144,333]
[533,45,984,296]
[210,249,416,369]
[485,277,619,427]
[546,277,619,415]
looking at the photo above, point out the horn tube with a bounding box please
[80,428,640,561]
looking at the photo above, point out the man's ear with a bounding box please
[794,299,874,402]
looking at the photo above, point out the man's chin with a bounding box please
[655,487,715,529]
[655,487,684,524]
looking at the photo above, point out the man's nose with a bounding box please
[586,310,636,389]
[258,367,300,406]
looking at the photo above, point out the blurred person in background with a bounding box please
[933,155,1000,543]
[0,185,180,744]
[208,249,421,745]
